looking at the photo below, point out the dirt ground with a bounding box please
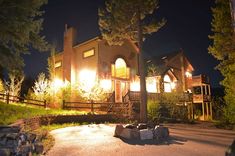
[46,123,235,156]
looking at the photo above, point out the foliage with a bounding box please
[208,0,235,124]
[0,0,49,71]
[0,79,4,92]
[0,101,84,125]
[99,0,165,122]
[77,79,108,102]
[99,0,166,45]
[147,93,188,122]
[147,99,160,120]
[5,71,24,97]
[32,73,49,101]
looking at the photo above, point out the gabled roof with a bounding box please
[147,50,182,66]
[146,49,194,77]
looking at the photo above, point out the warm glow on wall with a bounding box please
[146,77,157,93]
[51,78,67,93]
[78,69,96,92]
[185,71,192,78]
[130,81,140,91]
[171,81,176,89]
[100,79,112,92]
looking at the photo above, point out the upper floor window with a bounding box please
[111,58,130,79]
[55,61,62,68]
[83,49,95,58]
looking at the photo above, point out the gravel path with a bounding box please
[46,123,235,156]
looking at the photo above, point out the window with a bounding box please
[111,58,130,79]
[55,61,62,68]
[146,77,157,93]
[83,49,95,58]
[163,75,172,92]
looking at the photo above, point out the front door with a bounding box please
[115,80,129,102]
[115,81,122,102]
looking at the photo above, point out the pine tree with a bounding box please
[208,0,235,124]
[99,0,165,122]
[0,0,49,72]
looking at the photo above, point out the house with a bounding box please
[146,51,212,120]
[53,25,212,120]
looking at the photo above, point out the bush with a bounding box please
[147,93,188,122]
[147,99,160,120]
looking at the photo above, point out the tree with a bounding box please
[5,71,24,97]
[32,73,49,101]
[47,47,56,81]
[99,0,165,122]
[0,0,49,71]
[208,0,235,124]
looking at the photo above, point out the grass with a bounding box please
[0,101,85,125]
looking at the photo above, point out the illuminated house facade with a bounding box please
[53,26,212,120]
[146,51,212,120]
[54,26,139,103]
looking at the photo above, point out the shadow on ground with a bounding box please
[119,136,187,146]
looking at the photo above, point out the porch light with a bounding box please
[130,81,140,92]
[51,78,67,93]
[100,79,112,92]
[78,69,96,92]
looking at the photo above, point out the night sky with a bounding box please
[23,0,222,87]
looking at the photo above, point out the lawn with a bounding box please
[0,101,84,125]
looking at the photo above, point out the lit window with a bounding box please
[111,58,130,79]
[185,71,192,78]
[83,49,95,58]
[164,75,172,92]
[55,61,62,68]
[146,77,157,93]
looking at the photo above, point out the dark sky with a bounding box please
[23,0,222,87]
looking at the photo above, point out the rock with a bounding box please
[34,143,44,154]
[139,129,153,140]
[119,128,140,140]
[137,123,147,130]
[154,125,169,140]
[27,133,36,143]
[6,133,18,140]
[124,124,137,129]
[0,126,20,133]
[226,140,235,156]
[0,148,11,156]
[20,144,32,155]
[114,125,124,137]
[147,121,155,129]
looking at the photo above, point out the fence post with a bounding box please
[44,100,47,109]
[91,100,94,114]
[6,92,9,104]
[62,100,65,109]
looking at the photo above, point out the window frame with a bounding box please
[83,48,95,58]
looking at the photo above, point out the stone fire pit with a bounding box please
[114,123,169,141]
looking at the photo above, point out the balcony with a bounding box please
[193,94,211,103]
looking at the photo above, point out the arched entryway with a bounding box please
[112,58,130,102]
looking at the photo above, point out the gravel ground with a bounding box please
[46,123,235,156]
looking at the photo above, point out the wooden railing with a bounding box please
[62,100,130,116]
[0,92,47,108]
[125,91,193,103]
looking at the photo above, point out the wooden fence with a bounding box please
[0,92,47,108]
[62,100,130,116]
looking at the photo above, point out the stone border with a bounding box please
[10,114,116,131]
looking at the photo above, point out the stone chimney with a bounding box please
[63,24,77,83]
